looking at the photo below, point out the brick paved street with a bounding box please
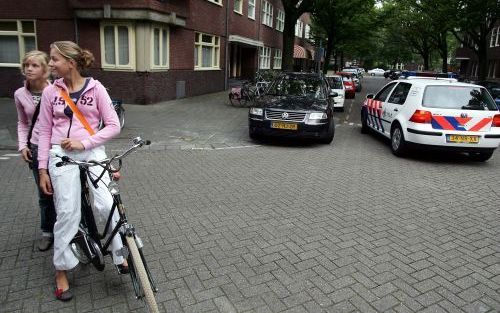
[0,79,499,312]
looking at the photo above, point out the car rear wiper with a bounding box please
[461,105,485,110]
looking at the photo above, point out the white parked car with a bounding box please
[361,77,500,161]
[326,75,345,111]
[367,68,385,76]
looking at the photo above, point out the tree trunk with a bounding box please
[340,51,344,70]
[282,14,298,71]
[439,33,448,73]
[476,44,488,81]
[322,32,334,74]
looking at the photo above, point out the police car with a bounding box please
[360,77,500,161]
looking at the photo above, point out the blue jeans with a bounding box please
[30,144,56,234]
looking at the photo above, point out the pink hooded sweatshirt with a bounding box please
[37,77,120,169]
[14,81,47,151]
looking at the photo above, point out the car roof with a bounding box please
[325,74,341,78]
[395,78,483,88]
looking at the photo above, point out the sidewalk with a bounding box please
[0,91,253,151]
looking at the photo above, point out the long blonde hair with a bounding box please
[21,50,50,78]
[51,41,95,72]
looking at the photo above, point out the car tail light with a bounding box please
[492,114,500,127]
[409,110,432,124]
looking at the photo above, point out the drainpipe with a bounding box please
[74,16,79,44]
[224,0,229,90]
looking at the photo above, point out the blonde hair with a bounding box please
[51,41,95,72]
[21,50,50,78]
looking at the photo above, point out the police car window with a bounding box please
[388,82,412,105]
[374,82,397,102]
[422,86,497,110]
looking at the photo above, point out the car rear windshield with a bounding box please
[422,85,498,111]
[268,75,326,99]
[326,77,343,89]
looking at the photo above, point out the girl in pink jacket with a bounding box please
[37,41,127,301]
[14,50,56,252]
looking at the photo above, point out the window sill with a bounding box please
[206,0,223,7]
[102,66,136,72]
[194,67,221,71]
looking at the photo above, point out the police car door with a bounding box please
[382,82,413,137]
[367,82,397,136]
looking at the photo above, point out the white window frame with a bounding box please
[259,46,271,69]
[262,1,273,27]
[248,0,256,20]
[206,0,222,6]
[276,10,285,32]
[150,25,169,70]
[0,20,37,67]
[490,27,497,47]
[100,22,136,71]
[273,49,282,69]
[194,32,220,70]
[305,24,311,39]
[234,0,243,14]
[295,20,304,37]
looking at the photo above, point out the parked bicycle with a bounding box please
[229,81,269,107]
[55,137,158,313]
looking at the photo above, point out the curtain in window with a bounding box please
[118,26,129,65]
[104,26,115,64]
[153,29,160,66]
[202,46,212,67]
[162,30,168,66]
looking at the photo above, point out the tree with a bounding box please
[449,0,500,80]
[281,0,315,71]
[311,0,377,74]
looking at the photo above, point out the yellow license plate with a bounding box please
[446,135,479,143]
[271,122,298,130]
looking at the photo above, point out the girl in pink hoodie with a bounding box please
[37,41,127,301]
[14,50,56,252]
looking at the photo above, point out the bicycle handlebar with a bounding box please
[55,137,151,171]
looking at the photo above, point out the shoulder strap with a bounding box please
[26,101,41,148]
[59,89,95,135]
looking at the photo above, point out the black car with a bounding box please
[248,72,335,144]
[474,81,500,109]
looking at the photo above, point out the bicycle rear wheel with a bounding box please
[125,236,159,313]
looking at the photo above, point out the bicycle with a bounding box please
[228,81,269,107]
[55,137,159,313]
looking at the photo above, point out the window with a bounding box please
[248,0,256,19]
[206,0,222,5]
[274,49,282,69]
[259,46,271,69]
[304,24,311,39]
[422,86,497,110]
[295,20,303,37]
[0,20,36,67]
[194,32,220,70]
[234,0,243,14]
[374,82,397,101]
[387,83,412,105]
[490,27,497,47]
[262,1,273,27]
[100,23,135,70]
[151,26,169,69]
[276,10,284,32]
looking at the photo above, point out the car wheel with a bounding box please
[361,110,369,134]
[249,129,261,141]
[370,73,375,76]
[319,120,335,144]
[469,150,494,162]
[390,124,408,157]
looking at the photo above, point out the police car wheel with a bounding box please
[391,124,407,156]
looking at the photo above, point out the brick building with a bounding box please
[455,22,500,82]
[0,0,315,104]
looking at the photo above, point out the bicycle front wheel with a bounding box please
[125,236,159,313]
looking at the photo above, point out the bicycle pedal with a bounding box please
[116,246,129,259]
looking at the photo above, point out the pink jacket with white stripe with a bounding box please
[14,82,46,151]
[37,77,120,169]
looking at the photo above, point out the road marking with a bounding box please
[0,157,10,160]
[3,154,20,157]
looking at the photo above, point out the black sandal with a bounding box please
[55,279,73,301]
[117,263,129,274]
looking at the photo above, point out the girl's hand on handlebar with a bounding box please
[61,139,84,151]
[39,170,53,195]
[112,171,121,181]
[21,147,32,163]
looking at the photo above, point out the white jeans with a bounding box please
[49,145,124,270]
